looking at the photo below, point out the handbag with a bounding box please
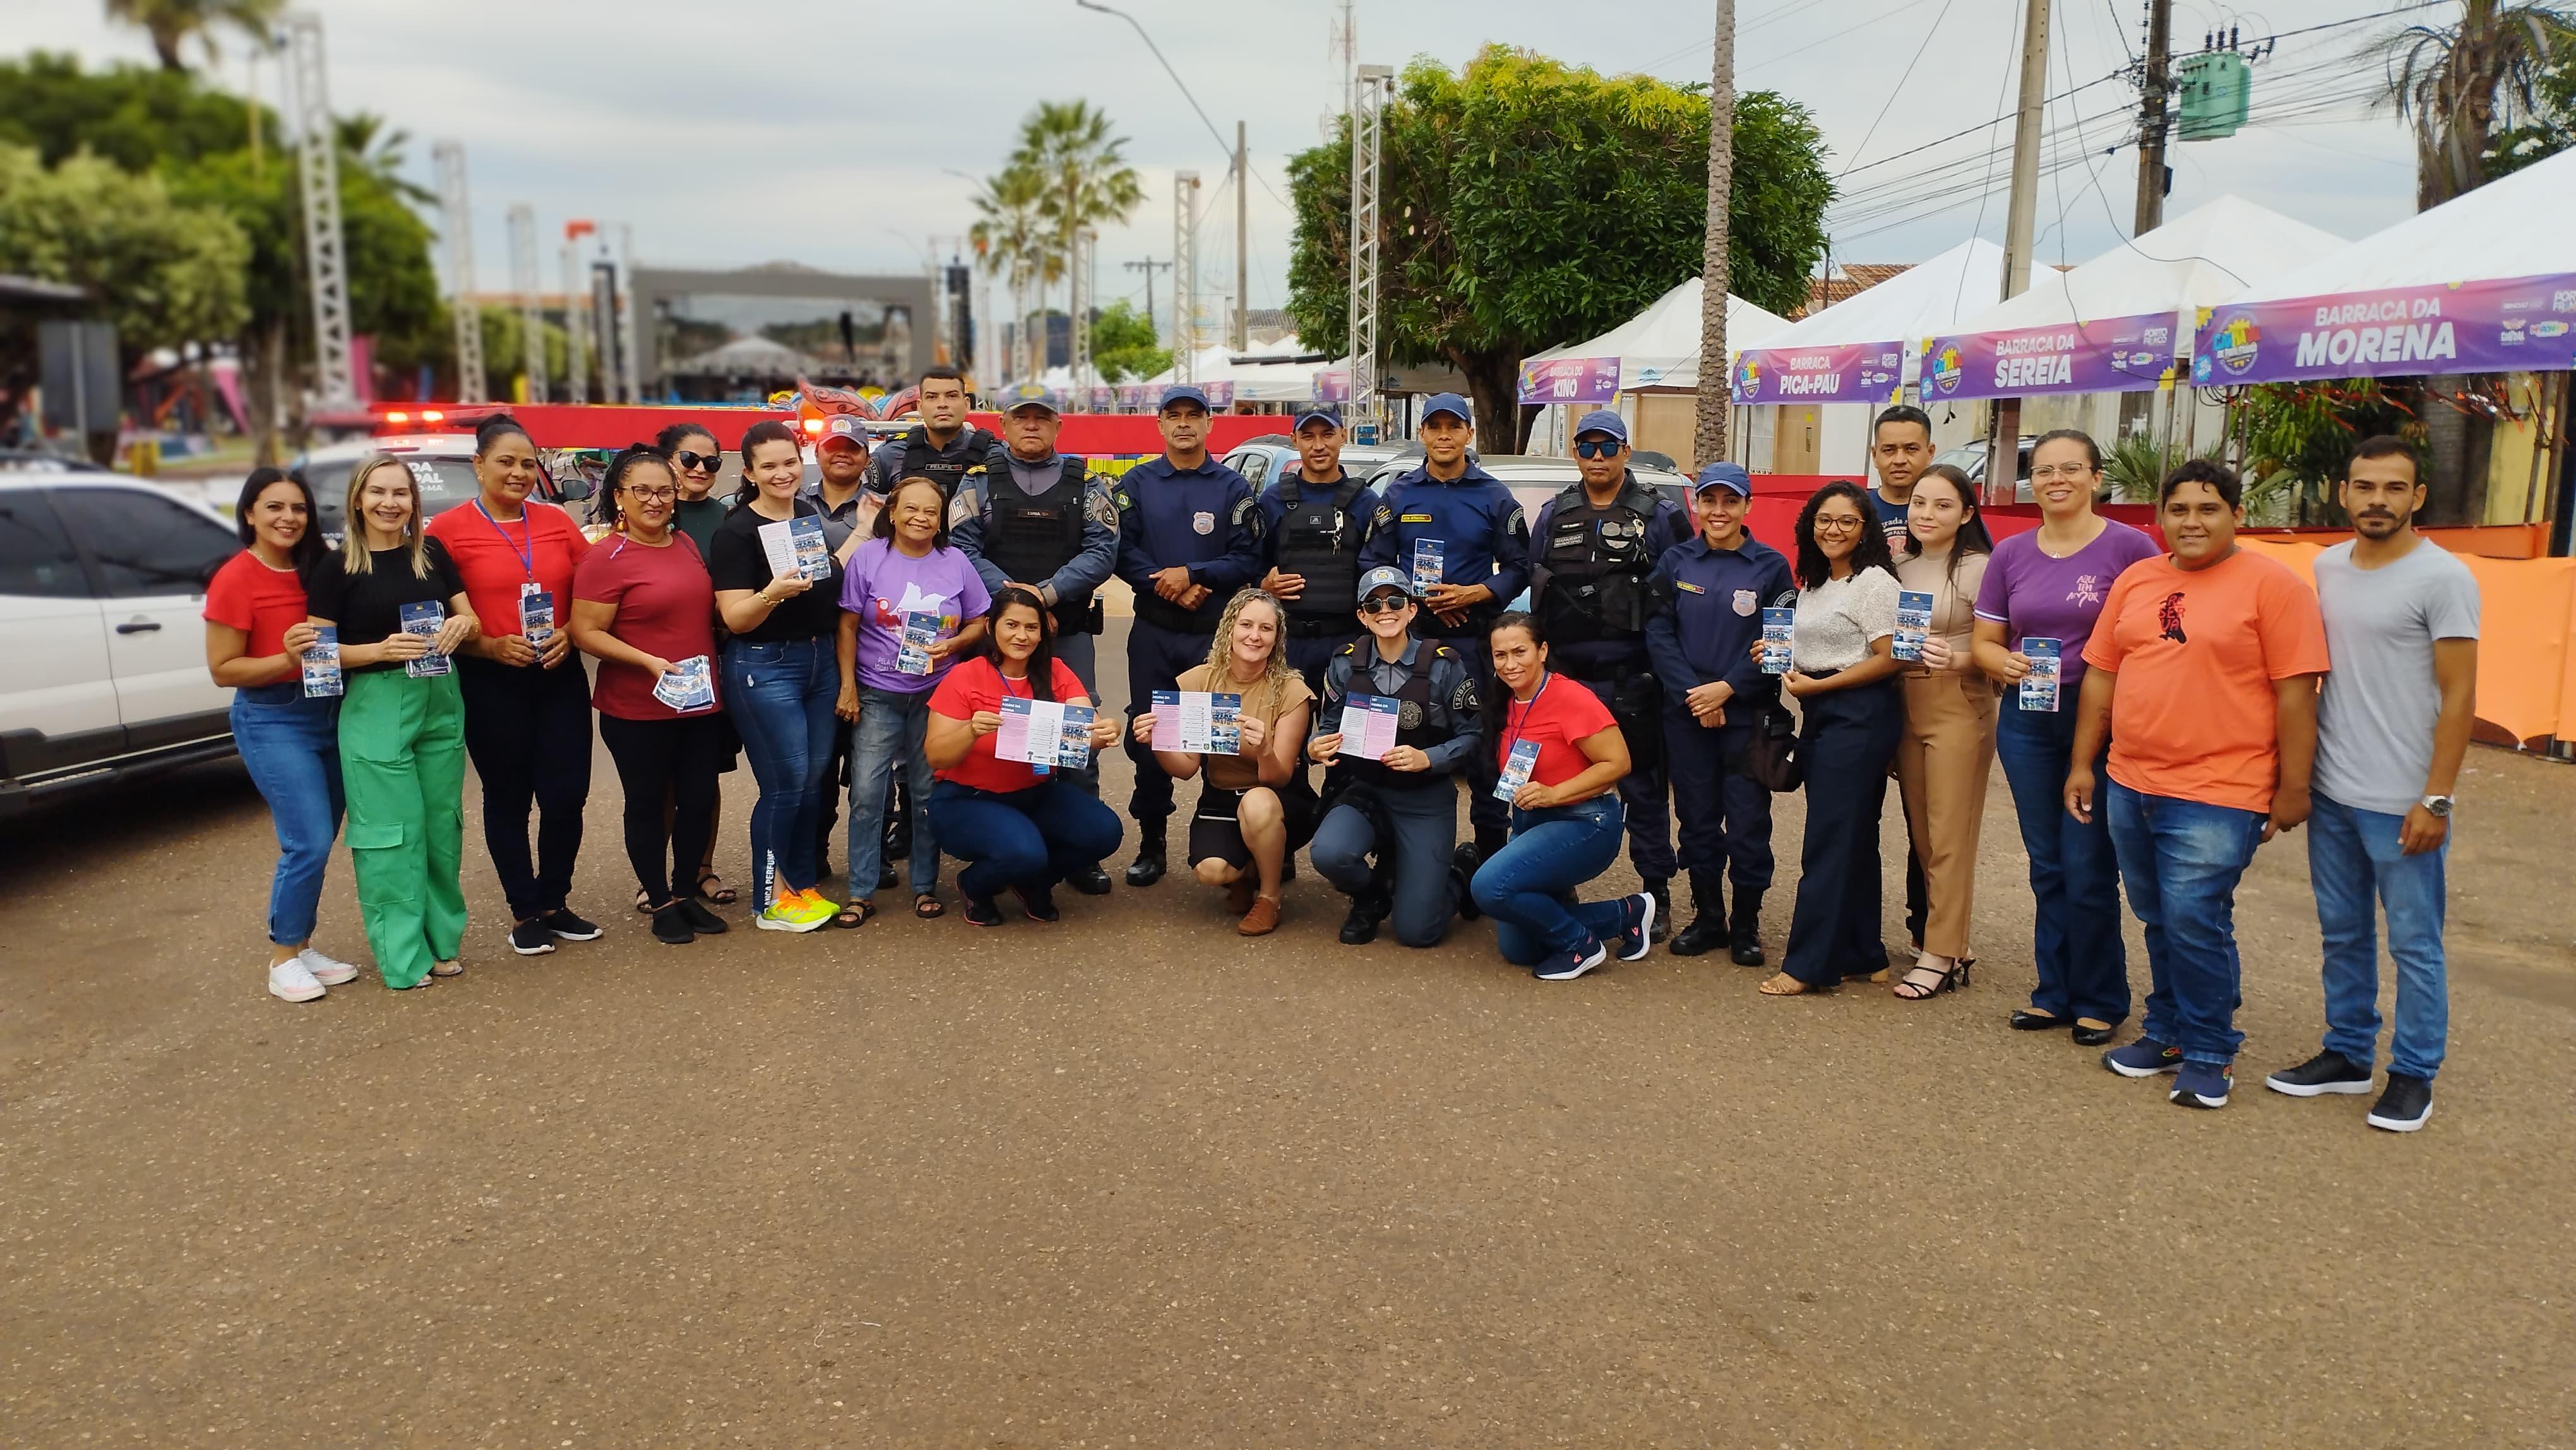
[1736,699,1803,793]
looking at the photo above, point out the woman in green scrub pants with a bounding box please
[303,454,482,989]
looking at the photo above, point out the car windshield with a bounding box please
[305,455,492,535]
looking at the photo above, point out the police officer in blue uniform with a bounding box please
[1257,406,1388,694]
[1527,408,1694,934]
[868,364,1001,503]
[1308,566,1482,948]
[1361,392,1529,866]
[1643,461,1797,962]
[951,382,1122,894]
[1113,383,1265,886]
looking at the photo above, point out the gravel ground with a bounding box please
[4,620,2572,1446]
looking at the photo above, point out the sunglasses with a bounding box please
[1359,595,1412,615]
[673,450,722,473]
[1573,439,1625,460]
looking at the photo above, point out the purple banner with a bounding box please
[1731,340,1903,405]
[1312,369,1352,403]
[1921,313,2181,401]
[1203,380,1236,407]
[1116,383,1151,410]
[1087,385,1116,412]
[1517,356,1623,405]
[2194,274,2576,385]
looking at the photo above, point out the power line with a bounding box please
[1838,0,1966,177]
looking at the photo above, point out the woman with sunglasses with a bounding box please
[1890,464,1998,1001]
[1469,612,1657,981]
[305,453,479,990]
[1132,586,1315,936]
[425,414,600,957]
[654,421,740,906]
[204,466,361,1002]
[571,445,733,947]
[923,587,1125,926]
[1758,480,1905,997]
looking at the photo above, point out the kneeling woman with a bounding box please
[304,453,480,990]
[1469,614,1657,980]
[1133,587,1315,936]
[1307,567,1482,949]
[923,588,1125,925]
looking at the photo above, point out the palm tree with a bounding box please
[104,0,284,74]
[1011,102,1145,351]
[1693,0,1737,471]
[2375,1,2576,207]
[970,164,1050,381]
[335,112,435,205]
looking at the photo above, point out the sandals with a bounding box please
[913,892,945,920]
[1758,972,1828,997]
[1894,956,1974,1000]
[634,887,653,914]
[430,958,465,978]
[833,900,878,930]
[695,870,738,906]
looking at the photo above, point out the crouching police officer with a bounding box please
[1308,566,1482,947]
[869,364,1000,503]
[1260,405,1387,693]
[1528,408,1693,934]
[951,382,1121,893]
[1361,392,1528,868]
[1114,383,1265,886]
[1643,462,1796,961]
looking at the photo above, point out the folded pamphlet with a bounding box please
[2020,638,2061,713]
[653,654,717,713]
[1759,608,1794,675]
[757,515,833,582]
[1893,590,1934,662]
[1336,693,1402,761]
[301,625,342,698]
[1410,538,1445,592]
[400,600,450,678]
[1494,738,1540,802]
[895,611,942,676]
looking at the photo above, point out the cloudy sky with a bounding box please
[20,0,2430,337]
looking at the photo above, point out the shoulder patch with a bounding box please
[1086,489,1119,530]
[1114,490,1133,512]
[1371,504,1393,528]
[1505,505,1529,539]
[1231,496,1258,527]
[1450,674,1481,714]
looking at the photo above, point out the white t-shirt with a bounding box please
[2313,539,2480,815]
[1791,565,1900,674]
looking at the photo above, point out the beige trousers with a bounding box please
[1895,671,1998,960]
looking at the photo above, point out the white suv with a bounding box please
[0,472,244,816]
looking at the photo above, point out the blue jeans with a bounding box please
[847,685,939,902]
[1310,779,1462,948]
[927,777,1124,902]
[2308,793,2449,1080]
[724,637,841,908]
[232,683,345,945]
[1472,794,1630,964]
[2105,779,2267,1066]
[1994,698,2130,1024]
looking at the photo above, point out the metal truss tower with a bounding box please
[1172,171,1200,385]
[1069,228,1095,392]
[287,13,356,409]
[432,142,487,403]
[508,205,546,404]
[1349,64,1392,441]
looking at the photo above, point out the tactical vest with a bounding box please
[897,426,998,500]
[1537,479,1661,644]
[1338,640,1464,791]
[1273,473,1368,628]
[981,456,1100,633]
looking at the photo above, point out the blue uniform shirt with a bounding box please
[1113,453,1265,631]
[1362,460,1530,605]
[1643,532,1798,707]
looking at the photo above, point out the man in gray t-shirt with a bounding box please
[2263,439,2479,1134]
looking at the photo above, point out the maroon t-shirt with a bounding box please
[572,530,721,720]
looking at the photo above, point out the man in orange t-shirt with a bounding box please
[2063,460,2328,1111]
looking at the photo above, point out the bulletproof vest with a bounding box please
[1339,641,1465,791]
[982,457,1095,620]
[898,426,996,500]
[1538,479,1661,644]
[1273,474,1368,621]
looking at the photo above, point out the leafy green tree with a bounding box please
[0,143,249,359]
[2485,29,2576,176]
[0,51,276,170]
[102,0,284,74]
[1090,299,1171,383]
[2228,380,2420,524]
[1285,45,1830,452]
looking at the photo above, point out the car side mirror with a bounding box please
[554,474,593,502]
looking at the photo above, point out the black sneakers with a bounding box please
[962,896,1006,928]
[2264,1050,2375,1098]
[676,897,727,935]
[2367,1073,2434,1132]
[508,919,556,956]
[650,902,695,945]
[1012,885,1061,923]
[543,909,604,942]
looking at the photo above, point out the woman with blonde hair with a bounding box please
[303,453,480,989]
[1131,587,1316,935]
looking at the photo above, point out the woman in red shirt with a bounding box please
[1466,612,1655,980]
[424,414,599,956]
[924,587,1125,927]
[570,446,731,947]
[202,466,361,1004]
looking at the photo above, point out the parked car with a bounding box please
[290,433,588,540]
[1935,437,2037,502]
[0,472,248,815]
[0,448,110,474]
[1220,438,1420,493]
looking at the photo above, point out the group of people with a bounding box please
[201,381,2476,1132]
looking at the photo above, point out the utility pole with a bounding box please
[1693,0,1738,470]
[287,11,356,410]
[559,228,591,406]
[2134,0,2173,233]
[614,223,641,402]
[1234,121,1250,352]
[1070,227,1094,391]
[1989,0,2053,504]
[1174,171,1200,383]
[433,141,487,404]
[1349,64,1391,444]
[1124,256,1171,337]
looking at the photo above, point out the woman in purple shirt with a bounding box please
[833,476,991,926]
[1970,430,2162,1046]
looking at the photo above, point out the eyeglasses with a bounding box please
[1359,596,1412,615]
[673,450,721,473]
[622,486,677,503]
[1811,514,1864,534]
[1573,439,1625,460]
[2029,464,2094,481]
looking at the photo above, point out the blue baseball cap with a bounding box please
[1357,565,1421,601]
[997,382,1058,416]
[1159,384,1212,414]
[817,414,869,450]
[1292,406,1344,432]
[1693,461,1753,498]
[1420,392,1472,426]
[1573,408,1630,443]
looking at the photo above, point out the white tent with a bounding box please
[1141,339,1333,404]
[1527,277,1794,388]
[1948,195,2344,350]
[2223,144,2576,303]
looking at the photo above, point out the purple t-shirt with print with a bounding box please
[1972,520,2162,688]
[838,537,993,693]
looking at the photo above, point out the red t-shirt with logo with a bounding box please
[928,654,1090,793]
[202,550,307,658]
[571,530,720,721]
[424,500,590,640]
[1495,672,1618,788]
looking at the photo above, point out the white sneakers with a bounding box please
[268,947,362,1002]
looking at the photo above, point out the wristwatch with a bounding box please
[2421,794,2454,817]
